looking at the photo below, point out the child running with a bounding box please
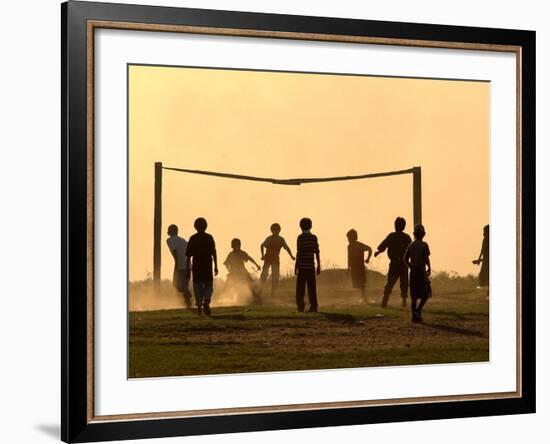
[404,224,432,323]
[346,229,373,303]
[374,217,412,308]
[260,223,295,297]
[224,238,262,304]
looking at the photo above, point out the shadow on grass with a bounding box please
[209,313,247,321]
[423,322,486,338]
[427,311,468,321]
[427,310,489,320]
[320,312,357,323]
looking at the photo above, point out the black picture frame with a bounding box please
[62,1,536,442]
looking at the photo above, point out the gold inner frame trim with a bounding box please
[86,19,523,423]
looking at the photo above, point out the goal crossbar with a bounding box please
[162,166,416,186]
[152,162,422,288]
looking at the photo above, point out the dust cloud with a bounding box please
[129,277,260,312]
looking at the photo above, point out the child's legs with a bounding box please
[296,271,307,311]
[260,262,271,282]
[192,281,204,306]
[271,262,280,292]
[180,271,192,305]
[409,271,424,314]
[417,296,428,313]
[399,263,409,300]
[202,281,214,306]
[246,275,261,304]
[383,263,400,301]
[305,270,318,309]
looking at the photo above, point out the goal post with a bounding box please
[153,162,163,291]
[412,166,422,227]
[152,162,422,290]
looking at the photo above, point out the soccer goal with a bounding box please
[152,162,422,289]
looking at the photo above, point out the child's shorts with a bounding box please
[410,270,431,299]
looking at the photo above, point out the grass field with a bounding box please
[129,271,488,378]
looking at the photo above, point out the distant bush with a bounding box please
[278,268,478,293]
[430,271,478,292]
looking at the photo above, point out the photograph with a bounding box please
[0,0,544,442]
[127,64,490,378]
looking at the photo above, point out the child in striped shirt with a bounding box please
[295,218,321,313]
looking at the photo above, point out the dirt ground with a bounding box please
[128,287,488,378]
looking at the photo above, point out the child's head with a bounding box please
[299,217,312,231]
[394,217,406,232]
[346,229,358,242]
[413,224,426,240]
[194,217,208,233]
[483,224,489,237]
[167,224,178,236]
[270,223,281,235]
[231,238,241,250]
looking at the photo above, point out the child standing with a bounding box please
[224,238,262,304]
[260,223,295,297]
[404,224,431,323]
[473,224,489,298]
[295,218,321,313]
[346,229,373,303]
[185,217,218,316]
[166,224,192,308]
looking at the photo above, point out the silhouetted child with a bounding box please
[166,224,192,308]
[374,217,412,308]
[404,224,431,323]
[346,229,373,303]
[473,224,489,297]
[295,218,321,313]
[224,238,262,304]
[185,217,218,316]
[260,223,295,297]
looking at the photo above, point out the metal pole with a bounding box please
[153,162,162,292]
[412,166,422,226]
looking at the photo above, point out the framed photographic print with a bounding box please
[61,1,536,442]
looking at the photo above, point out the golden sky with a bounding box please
[128,65,489,281]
